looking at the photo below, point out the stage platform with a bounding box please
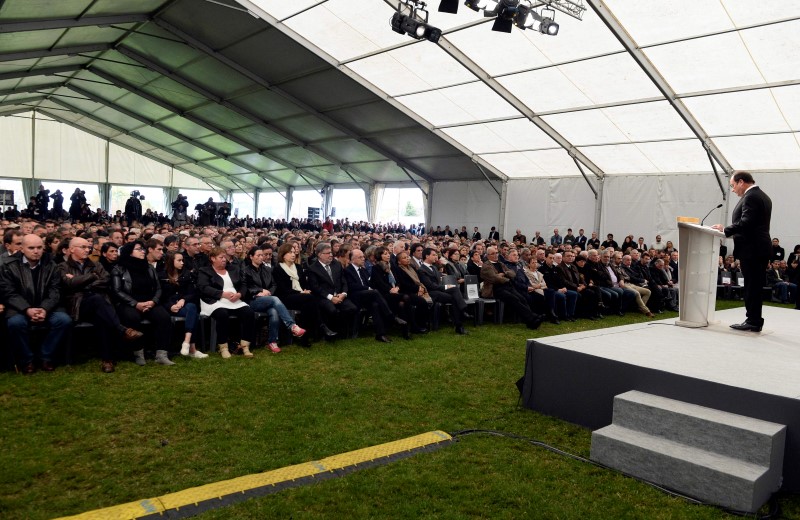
[520,306,800,491]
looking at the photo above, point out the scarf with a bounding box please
[280,262,302,292]
[399,264,431,303]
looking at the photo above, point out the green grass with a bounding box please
[1,302,798,519]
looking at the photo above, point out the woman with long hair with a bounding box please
[160,251,207,359]
[272,242,335,340]
[242,245,305,353]
[111,241,174,366]
[197,247,256,358]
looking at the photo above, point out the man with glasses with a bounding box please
[58,237,143,373]
[181,236,201,272]
[712,171,772,332]
[306,242,357,337]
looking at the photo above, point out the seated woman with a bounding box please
[197,247,256,358]
[391,251,432,333]
[242,246,305,353]
[272,242,335,341]
[111,241,174,366]
[466,248,483,278]
[160,251,207,359]
[370,246,427,335]
[442,248,467,287]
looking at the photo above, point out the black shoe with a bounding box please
[22,362,36,375]
[375,335,392,343]
[462,312,474,320]
[320,324,338,338]
[402,326,412,340]
[455,326,469,335]
[393,316,408,326]
[41,360,56,372]
[730,321,762,332]
[527,317,542,330]
[549,314,560,325]
[412,327,428,334]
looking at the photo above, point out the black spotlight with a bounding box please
[491,0,519,33]
[390,12,443,43]
[438,0,459,14]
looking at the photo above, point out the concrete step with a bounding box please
[611,390,785,468]
[591,424,775,513]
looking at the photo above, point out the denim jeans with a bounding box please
[7,311,72,364]
[249,296,295,343]
[174,302,199,335]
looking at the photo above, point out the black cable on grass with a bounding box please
[448,429,780,520]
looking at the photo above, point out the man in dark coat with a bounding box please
[0,234,71,373]
[712,171,772,331]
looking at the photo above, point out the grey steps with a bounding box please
[611,391,785,468]
[591,391,786,513]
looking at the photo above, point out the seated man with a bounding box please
[417,247,471,335]
[480,246,541,330]
[58,237,143,373]
[538,250,578,322]
[0,234,71,374]
[766,261,796,304]
[344,248,406,343]
[650,258,679,311]
[557,250,600,319]
[305,242,357,336]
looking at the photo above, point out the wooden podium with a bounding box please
[676,221,725,328]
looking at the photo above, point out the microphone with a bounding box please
[701,203,723,226]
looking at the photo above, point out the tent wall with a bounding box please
[504,178,596,241]
[428,180,502,232]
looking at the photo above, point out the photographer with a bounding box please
[50,189,64,219]
[35,185,49,221]
[171,194,189,227]
[69,188,85,222]
[200,197,216,226]
[124,190,144,225]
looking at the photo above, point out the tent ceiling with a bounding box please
[0,0,799,193]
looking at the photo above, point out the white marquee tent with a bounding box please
[0,0,798,247]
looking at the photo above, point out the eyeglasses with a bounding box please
[133,246,144,251]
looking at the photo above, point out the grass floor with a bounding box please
[1,301,799,519]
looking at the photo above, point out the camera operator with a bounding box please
[200,197,216,226]
[35,184,50,221]
[217,202,230,227]
[69,188,85,222]
[171,194,189,227]
[50,189,64,219]
[125,190,144,225]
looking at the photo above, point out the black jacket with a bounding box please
[196,266,247,304]
[158,269,197,307]
[0,253,62,319]
[111,263,161,307]
[241,262,277,302]
[306,260,348,299]
[725,186,772,261]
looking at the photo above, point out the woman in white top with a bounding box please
[197,247,256,358]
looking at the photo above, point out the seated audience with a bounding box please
[59,237,143,373]
[160,252,206,359]
[0,234,71,374]
[197,247,256,358]
[272,242,334,340]
[111,241,174,366]
[242,246,305,353]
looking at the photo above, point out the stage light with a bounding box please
[516,6,559,35]
[490,0,519,32]
[539,15,559,35]
[438,0,459,14]
[390,3,443,43]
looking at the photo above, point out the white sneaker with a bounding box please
[190,350,208,359]
[180,342,191,356]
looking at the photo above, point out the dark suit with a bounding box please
[344,263,393,337]
[305,259,357,330]
[724,185,772,326]
[417,262,466,326]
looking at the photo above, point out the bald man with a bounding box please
[58,237,143,373]
[0,234,71,374]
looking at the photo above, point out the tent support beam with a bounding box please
[573,157,598,198]
[588,0,734,176]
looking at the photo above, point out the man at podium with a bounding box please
[712,171,772,332]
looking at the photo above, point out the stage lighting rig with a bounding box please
[438,0,583,34]
[391,0,442,43]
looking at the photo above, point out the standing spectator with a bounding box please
[772,238,785,262]
[550,229,562,246]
